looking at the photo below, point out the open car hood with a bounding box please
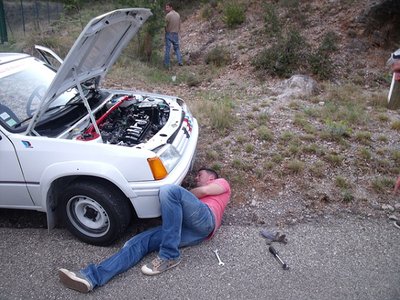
[27,8,152,134]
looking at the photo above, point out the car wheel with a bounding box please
[60,180,132,246]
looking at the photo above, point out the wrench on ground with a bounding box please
[213,249,225,266]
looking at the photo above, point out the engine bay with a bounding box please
[78,95,170,146]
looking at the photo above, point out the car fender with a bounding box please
[39,160,137,207]
[40,161,137,230]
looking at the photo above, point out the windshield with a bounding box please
[0,57,78,130]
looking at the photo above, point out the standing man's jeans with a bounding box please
[80,184,215,288]
[164,32,182,66]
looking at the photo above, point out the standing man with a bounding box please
[164,2,183,68]
[58,167,231,293]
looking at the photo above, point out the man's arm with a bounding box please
[190,182,225,199]
[392,61,400,73]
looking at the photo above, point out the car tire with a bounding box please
[60,180,132,246]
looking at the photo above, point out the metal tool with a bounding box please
[269,246,289,270]
[213,249,225,266]
[260,229,288,245]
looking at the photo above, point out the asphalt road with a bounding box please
[0,214,399,300]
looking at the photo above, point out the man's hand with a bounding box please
[190,183,225,199]
[394,176,400,194]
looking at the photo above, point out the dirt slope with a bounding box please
[113,1,400,228]
[176,1,400,227]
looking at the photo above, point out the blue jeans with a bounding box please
[164,32,182,66]
[80,184,215,288]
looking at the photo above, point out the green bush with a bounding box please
[263,3,281,37]
[222,3,246,28]
[253,28,338,79]
[309,51,333,80]
[205,46,231,67]
[309,31,338,79]
[252,30,309,77]
[319,31,339,52]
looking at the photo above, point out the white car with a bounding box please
[0,8,198,245]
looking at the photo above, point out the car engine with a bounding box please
[78,95,170,146]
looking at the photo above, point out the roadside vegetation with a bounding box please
[2,0,399,219]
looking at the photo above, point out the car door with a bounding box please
[0,129,34,206]
[34,45,63,70]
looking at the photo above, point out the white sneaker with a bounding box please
[141,256,181,276]
[58,268,93,293]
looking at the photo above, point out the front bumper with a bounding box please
[128,118,199,218]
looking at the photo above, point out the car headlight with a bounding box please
[159,144,181,172]
[147,145,181,180]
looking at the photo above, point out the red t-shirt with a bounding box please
[199,178,231,237]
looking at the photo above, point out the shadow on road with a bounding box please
[0,208,47,228]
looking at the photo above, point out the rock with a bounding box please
[394,203,400,211]
[382,204,395,212]
[370,202,380,210]
[275,75,320,100]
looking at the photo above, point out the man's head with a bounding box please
[165,3,173,13]
[195,167,219,187]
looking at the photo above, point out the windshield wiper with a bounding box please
[14,102,81,128]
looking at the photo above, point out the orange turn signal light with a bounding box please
[147,157,168,180]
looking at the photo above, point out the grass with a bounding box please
[245,143,255,153]
[302,143,320,155]
[358,147,372,160]
[321,120,351,141]
[325,153,344,166]
[257,112,270,123]
[377,114,389,122]
[271,154,284,164]
[206,149,219,160]
[335,176,350,189]
[191,91,236,134]
[286,159,305,174]
[231,158,253,172]
[236,135,248,144]
[354,131,372,144]
[371,177,394,193]
[288,142,301,156]
[342,190,354,202]
[308,161,325,178]
[391,120,400,131]
[257,126,273,141]
[391,150,400,164]
[280,131,295,141]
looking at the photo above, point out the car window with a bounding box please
[0,57,78,131]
